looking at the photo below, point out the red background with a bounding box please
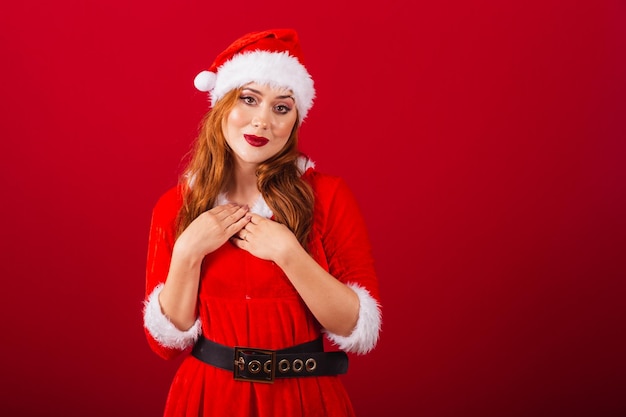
[1,1,625,416]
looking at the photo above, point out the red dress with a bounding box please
[143,167,381,417]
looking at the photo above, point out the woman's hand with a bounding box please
[231,213,300,264]
[174,204,251,262]
[232,213,361,337]
[158,204,249,331]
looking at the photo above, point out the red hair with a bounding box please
[175,88,314,248]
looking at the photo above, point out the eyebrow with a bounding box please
[243,87,295,102]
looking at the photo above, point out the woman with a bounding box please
[143,28,382,417]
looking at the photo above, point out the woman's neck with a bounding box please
[226,161,260,207]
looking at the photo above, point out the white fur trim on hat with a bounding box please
[143,283,202,350]
[208,50,315,122]
[324,282,382,355]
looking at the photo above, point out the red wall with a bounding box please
[1,1,625,416]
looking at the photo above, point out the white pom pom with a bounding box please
[193,71,216,92]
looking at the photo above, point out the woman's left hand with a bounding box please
[231,213,300,263]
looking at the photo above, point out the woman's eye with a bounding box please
[240,96,256,105]
[275,104,291,114]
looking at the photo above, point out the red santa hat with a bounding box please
[193,28,315,122]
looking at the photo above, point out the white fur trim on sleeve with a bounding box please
[324,283,382,355]
[143,283,202,350]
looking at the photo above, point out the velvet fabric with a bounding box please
[144,168,380,417]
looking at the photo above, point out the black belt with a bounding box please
[191,335,348,383]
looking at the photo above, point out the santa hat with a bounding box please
[193,28,315,122]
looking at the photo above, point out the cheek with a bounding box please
[275,119,297,139]
[227,107,248,126]
[223,110,246,148]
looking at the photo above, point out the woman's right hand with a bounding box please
[173,203,251,262]
[158,204,249,331]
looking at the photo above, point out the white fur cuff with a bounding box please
[143,283,202,350]
[324,283,382,355]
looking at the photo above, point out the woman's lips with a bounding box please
[244,134,269,147]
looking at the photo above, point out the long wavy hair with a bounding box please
[175,88,315,249]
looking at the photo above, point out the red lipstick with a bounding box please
[244,134,269,147]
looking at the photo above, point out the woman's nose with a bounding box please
[252,117,267,129]
[251,108,269,129]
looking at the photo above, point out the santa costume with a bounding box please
[143,28,382,417]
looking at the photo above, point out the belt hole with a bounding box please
[293,359,304,372]
[248,360,261,374]
[278,359,290,373]
[305,358,317,372]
